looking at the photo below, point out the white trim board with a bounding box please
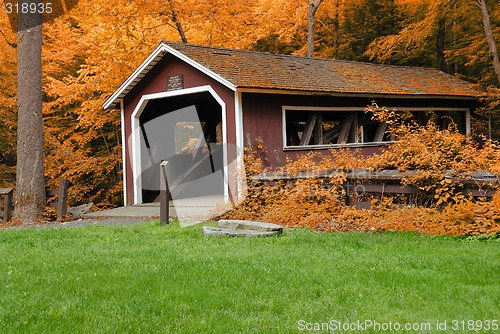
[234,90,245,200]
[103,42,236,110]
[120,100,128,205]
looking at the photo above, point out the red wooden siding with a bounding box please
[122,54,235,205]
[241,92,477,169]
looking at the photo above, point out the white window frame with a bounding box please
[282,106,471,151]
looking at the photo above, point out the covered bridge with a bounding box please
[103,41,481,206]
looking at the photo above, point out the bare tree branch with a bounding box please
[0,28,16,48]
[167,0,188,43]
[307,0,324,57]
[126,22,176,56]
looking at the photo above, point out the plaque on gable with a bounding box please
[167,74,184,91]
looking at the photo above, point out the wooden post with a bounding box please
[5,190,12,221]
[343,179,350,206]
[160,161,170,226]
[337,114,354,144]
[373,122,388,142]
[1,188,13,222]
[349,114,359,143]
[313,112,323,145]
[57,178,69,220]
[300,112,318,146]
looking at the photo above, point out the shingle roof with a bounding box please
[103,41,481,109]
[164,41,480,98]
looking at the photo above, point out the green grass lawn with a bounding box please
[0,222,498,333]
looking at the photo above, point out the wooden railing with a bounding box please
[251,169,498,208]
[0,188,13,222]
[0,178,70,222]
[46,178,70,220]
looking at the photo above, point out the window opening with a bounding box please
[284,108,467,148]
[285,110,390,147]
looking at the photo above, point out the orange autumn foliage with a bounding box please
[221,106,500,236]
[0,0,499,211]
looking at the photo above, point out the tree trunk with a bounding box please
[476,0,500,84]
[452,3,459,73]
[436,17,446,71]
[307,0,324,57]
[14,1,46,223]
[168,0,188,43]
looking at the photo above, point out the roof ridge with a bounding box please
[162,40,444,72]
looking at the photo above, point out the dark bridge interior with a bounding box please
[139,92,224,203]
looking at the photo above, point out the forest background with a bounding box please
[0,0,499,209]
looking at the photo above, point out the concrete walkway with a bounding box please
[0,195,231,230]
[83,195,228,221]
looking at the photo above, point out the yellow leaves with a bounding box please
[252,0,307,43]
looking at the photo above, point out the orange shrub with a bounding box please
[221,105,500,236]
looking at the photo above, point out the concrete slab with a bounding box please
[202,226,277,237]
[83,205,160,218]
[218,219,283,234]
[83,195,227,220]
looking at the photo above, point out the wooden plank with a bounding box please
[57,178,69,220]
[337,114,354,144]
[299,113,318,146]
[250,169,499,199]
[373,122,388,142]
[323,125,341,143]
[253,169,499,185]
[448,171,498,185]
[346,169,412,181]
[0,188,13,195]
[349,200,372,209]
[349,113,359,143]
[360,184,421,194]
[354,184,384,192]
[160,161,170,226]
[459,188,497,197]
[45,179,70,219]
[1,188,13,222]
[313,112,323,145]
